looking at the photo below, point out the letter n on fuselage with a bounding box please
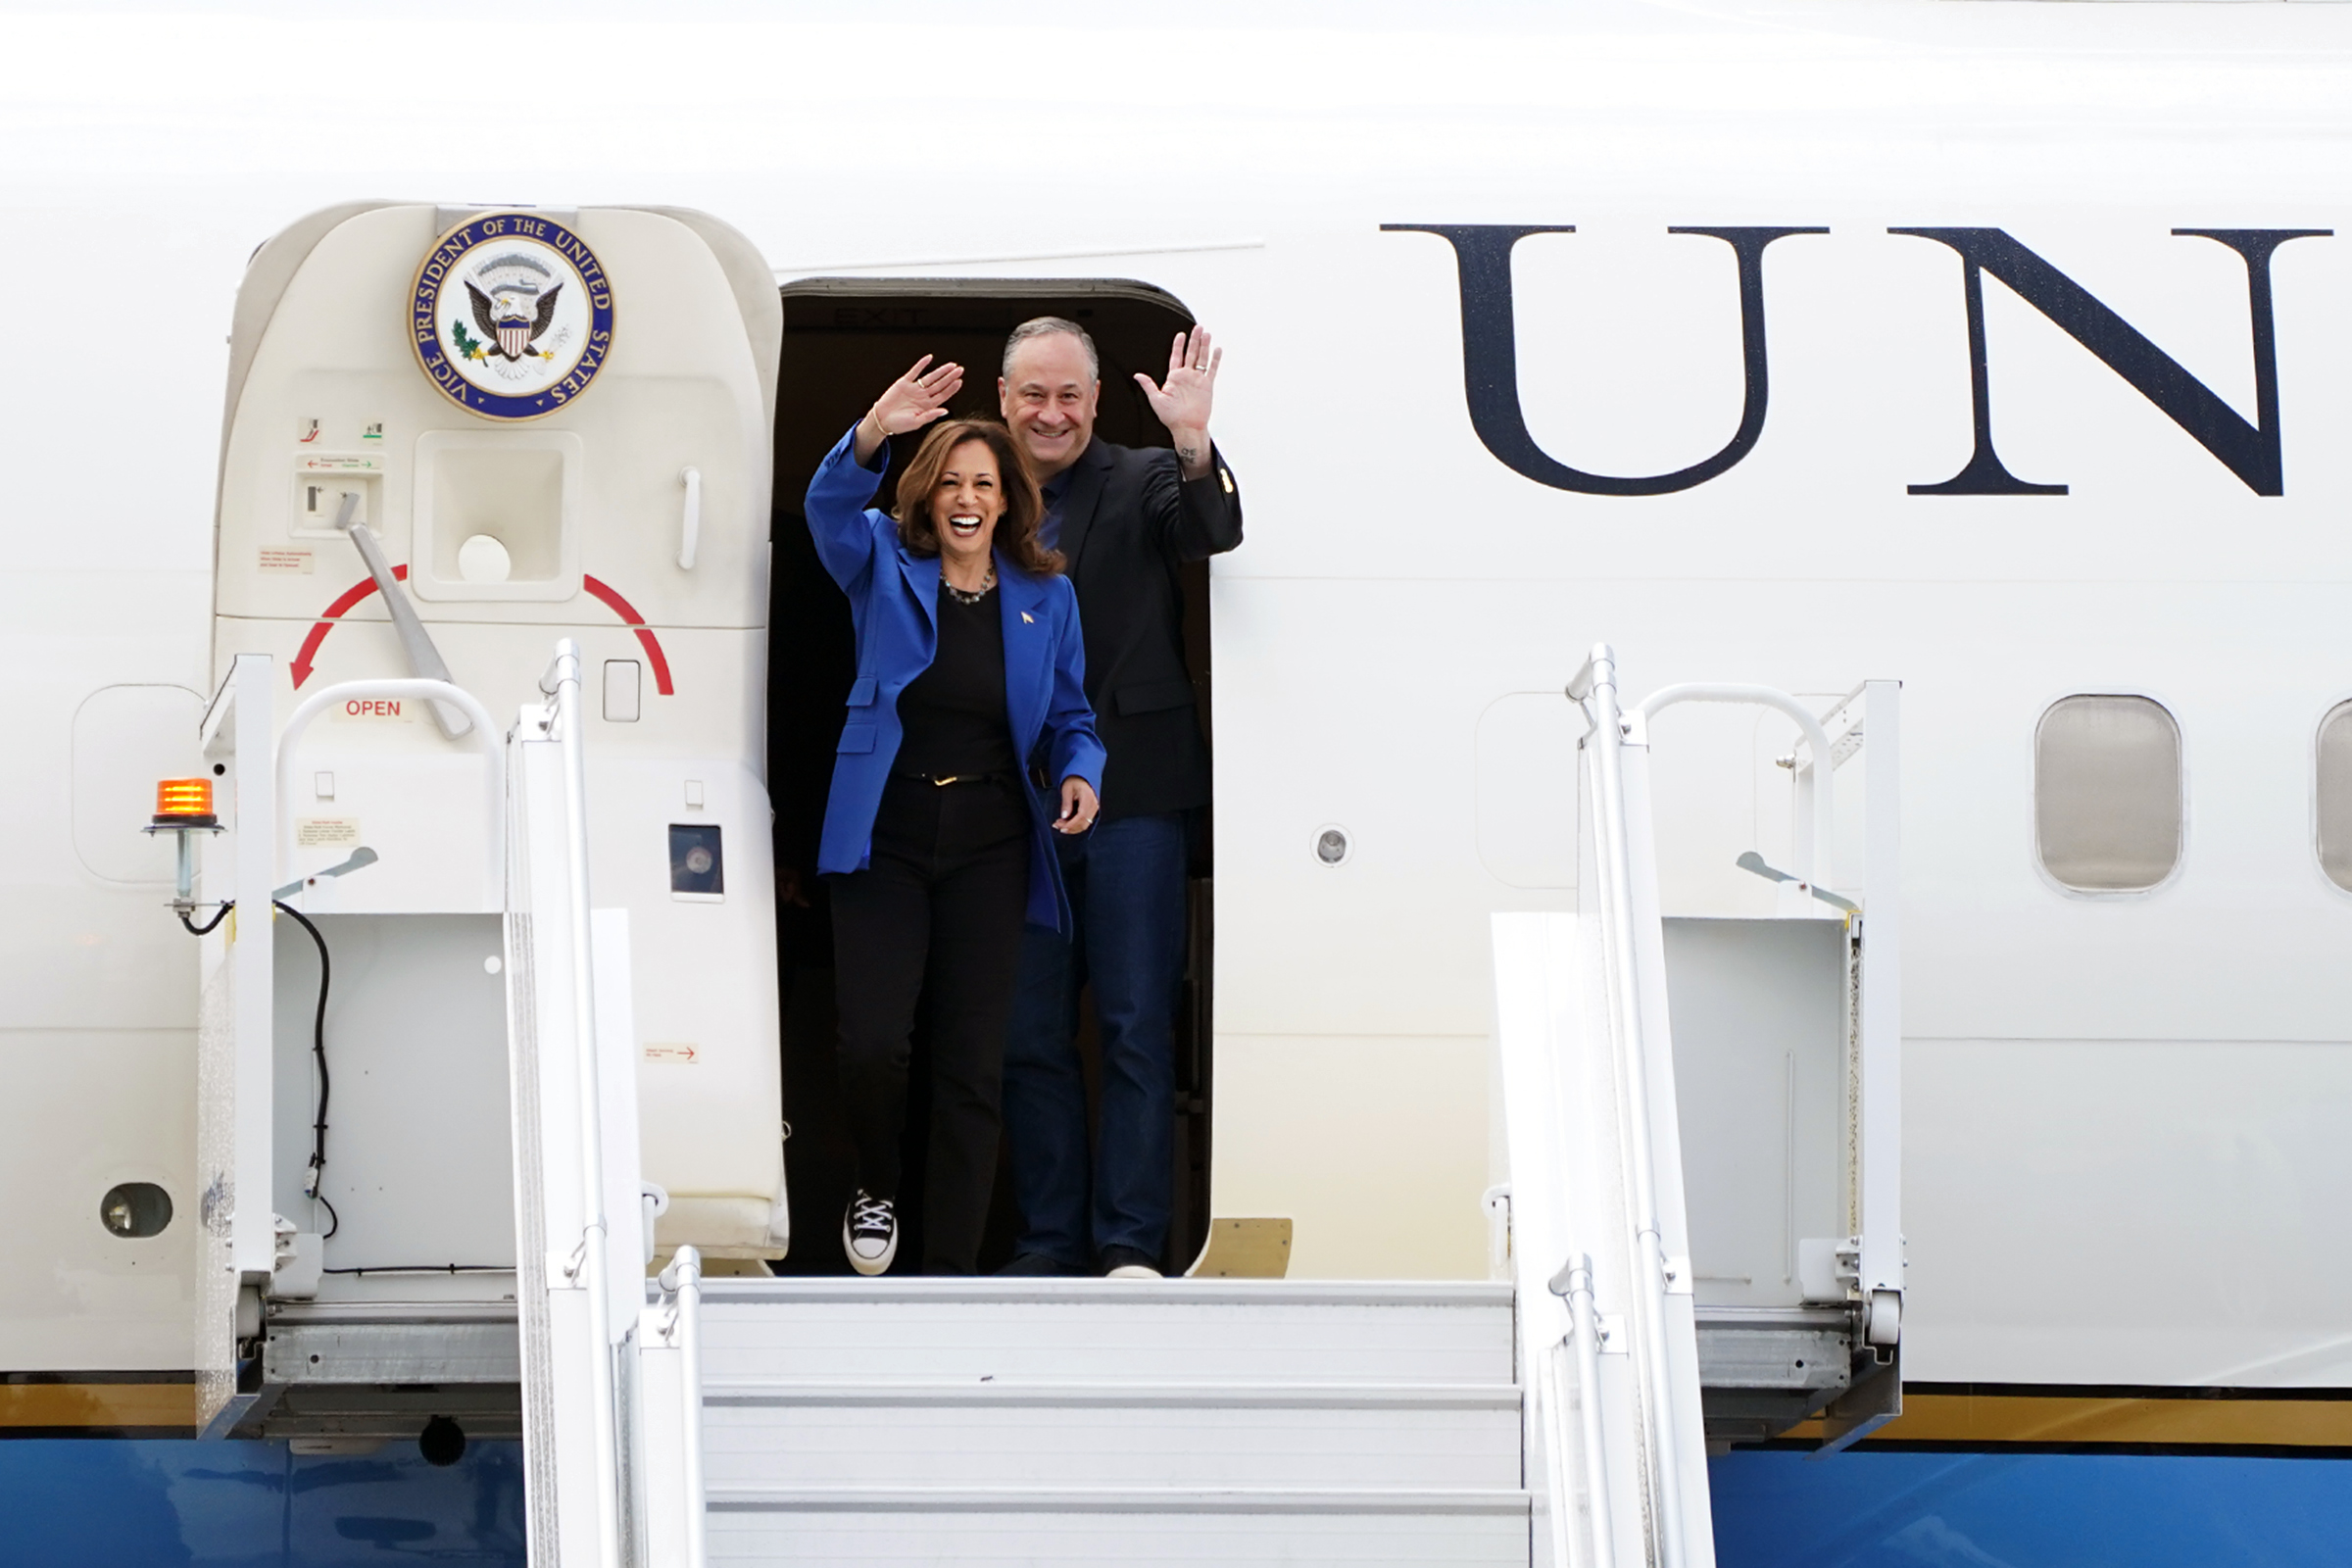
[1896,227,2329,497]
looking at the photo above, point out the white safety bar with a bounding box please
[1558,1254,1616,1568]
[539,640,626,1568]
[1566,644,1690,1568]
[1632,682,1836,890]
[1854,680,1904,1350]
[274,678,503,908]
[655,1246,710,1568]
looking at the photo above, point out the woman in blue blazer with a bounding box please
[806,354,1106,1277]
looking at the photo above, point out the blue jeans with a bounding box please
[1001,811,1189,1268]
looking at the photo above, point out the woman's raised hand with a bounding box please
[854,355,963,464]
[875,355,964,434]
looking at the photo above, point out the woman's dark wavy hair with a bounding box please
[891,418,1062,577]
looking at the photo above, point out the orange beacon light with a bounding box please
[153,777,217,826]
[147,776,222,908]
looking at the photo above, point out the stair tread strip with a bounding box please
[702,1380,1521,1409]
[708,1486,1535,1514]
[696,1279,1515,1308]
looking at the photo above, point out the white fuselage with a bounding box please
[6,1,2352,1398]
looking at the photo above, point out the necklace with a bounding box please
[943,564,996,607]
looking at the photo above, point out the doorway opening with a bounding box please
[765,278,1215,1276]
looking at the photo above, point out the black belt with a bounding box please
[892,768,1013,788]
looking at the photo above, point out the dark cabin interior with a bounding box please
[764,279,1215,1275]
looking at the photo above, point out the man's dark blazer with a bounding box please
[1052,435,1243,822]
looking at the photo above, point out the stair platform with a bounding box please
[690,1277,1530,1564]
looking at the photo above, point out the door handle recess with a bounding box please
[678,466,702,570]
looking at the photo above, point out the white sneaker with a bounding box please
[842,1191,898,1276]
[1100,1246,1162,1280]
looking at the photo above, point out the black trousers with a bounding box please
[828,773,1032,1274]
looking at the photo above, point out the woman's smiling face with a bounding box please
[929,437,1004,570]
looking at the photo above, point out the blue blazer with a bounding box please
[805,427,1107,933]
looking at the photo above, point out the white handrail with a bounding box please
[274,678,503,907]
[1570,644,1689,1568]
[1635,682,1836,890]
[542,640,625,1568]
[657,1246,710,1568]
[1562,1255,1617,1568]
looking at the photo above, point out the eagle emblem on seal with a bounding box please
[455,252,564,364]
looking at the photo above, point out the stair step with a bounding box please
[697,1278,1515,1387]
[701,1381,1524,1491]
[707,1487,1535,1566]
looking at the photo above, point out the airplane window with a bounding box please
[2315,703,2352,893]
[99,1181,172,1239]
[2034,695,2182,893]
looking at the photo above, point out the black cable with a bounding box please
[321,1264,511,1276]
[172,898,345,1242]
[177,902,232,936]
[272,900,340,1241]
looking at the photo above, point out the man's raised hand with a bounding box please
[1134,326,1220,477]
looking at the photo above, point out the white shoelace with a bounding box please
[850,1193,894,1237]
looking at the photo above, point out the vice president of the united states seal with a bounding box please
[412,212,615,420]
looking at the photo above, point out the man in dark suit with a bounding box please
[996,318,1241,1278]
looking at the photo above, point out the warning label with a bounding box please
[296,817,360,848]
[643,1043,700,1065]
[260,548,315,574]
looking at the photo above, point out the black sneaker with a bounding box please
[842,1191,898,1276]
[1098,1245,1163,1280]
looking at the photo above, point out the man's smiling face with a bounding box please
[1000,331,1100,479]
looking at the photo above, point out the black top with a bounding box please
[894,582,1017,780]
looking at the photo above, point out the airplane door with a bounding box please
[212,203,787,1262]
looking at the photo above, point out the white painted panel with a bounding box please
[270,913,514,1272]
[70,684,206,884]
[0,1029,195,1368]
[1906,1037,2352,1386]
[1664,917,1847,1308]
[1474,692,1579,891]
[1210,1033,1494,1281]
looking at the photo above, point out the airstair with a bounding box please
[180,637,1538,1565]
[177,633,1896,1566]
[1493,646,1905,1568]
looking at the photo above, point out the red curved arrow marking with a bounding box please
[291,564,408,688]
[581,575,675,696]
[290,566,676,696]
